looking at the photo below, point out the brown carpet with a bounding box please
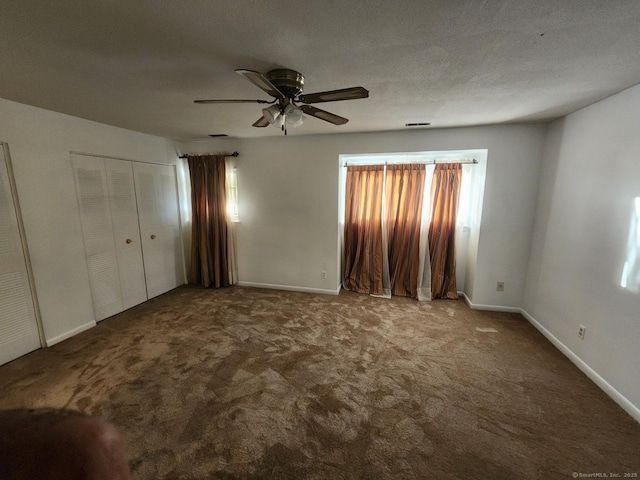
[0,286,638,479]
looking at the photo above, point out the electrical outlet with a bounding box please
[496,282,505,292]
[578,325,586,339]
[321,270,327,279]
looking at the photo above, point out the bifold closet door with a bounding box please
[104,159,147,310]
[72,154,124,320]
[0,145,41,365]
[133,162,183,299]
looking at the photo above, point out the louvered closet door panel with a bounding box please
[158,165,183,290]
[72,155,123,320]
[104,159,147,310]
[133,162,183,299]
[0,148,40,365]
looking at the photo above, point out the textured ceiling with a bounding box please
[1,1,640,140]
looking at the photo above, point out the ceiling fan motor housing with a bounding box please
[267,69,305,98]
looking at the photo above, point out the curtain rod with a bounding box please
[343,158,478,167]
[178,151,239,159]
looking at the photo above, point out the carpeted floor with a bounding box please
[0,286,638,479]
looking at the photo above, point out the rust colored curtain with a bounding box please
[385,164,426,297]
[343,165,386,295]
[429,163,462,299]
[187,154,230,288]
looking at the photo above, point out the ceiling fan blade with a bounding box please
[252,116,270,127]
[298,86,368,104]
[236,69,285,100]
[194,99,271,104]
[299,105,348,125]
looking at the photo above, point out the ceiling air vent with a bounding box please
[405,122,431,127]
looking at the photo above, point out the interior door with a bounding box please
[133,162,183,299]
[0,144,42,365]
[72,154,123,320]
[104,158,147,310]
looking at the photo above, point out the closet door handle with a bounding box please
[125,238,132,244]
[150,234,156,240]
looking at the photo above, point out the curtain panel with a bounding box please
[187,154,231,288]
[385,164,427,298]
[428,163,462,299]
[343,165,387,296]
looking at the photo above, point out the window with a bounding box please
[339,149,488,295]
[339,150,486,229]
[226,166,239,223]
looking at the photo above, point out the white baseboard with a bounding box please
[520,308,640,424]
[45,321,96,347]
[236,281,341,296]
[459,292,521,313]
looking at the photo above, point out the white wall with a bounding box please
[179,124,545,305]
[523,84,640,414]
[0,98,180,345]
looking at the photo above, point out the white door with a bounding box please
[0,144,41,365]
[104,159,147,310]
[72,154,123,320]
[133,162,184,299]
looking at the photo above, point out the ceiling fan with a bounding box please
[195,69,369,135]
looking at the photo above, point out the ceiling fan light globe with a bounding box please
[262,105,281,124]
[271,115,284,128]
[287,116,304,127]
[284,104,304,127]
